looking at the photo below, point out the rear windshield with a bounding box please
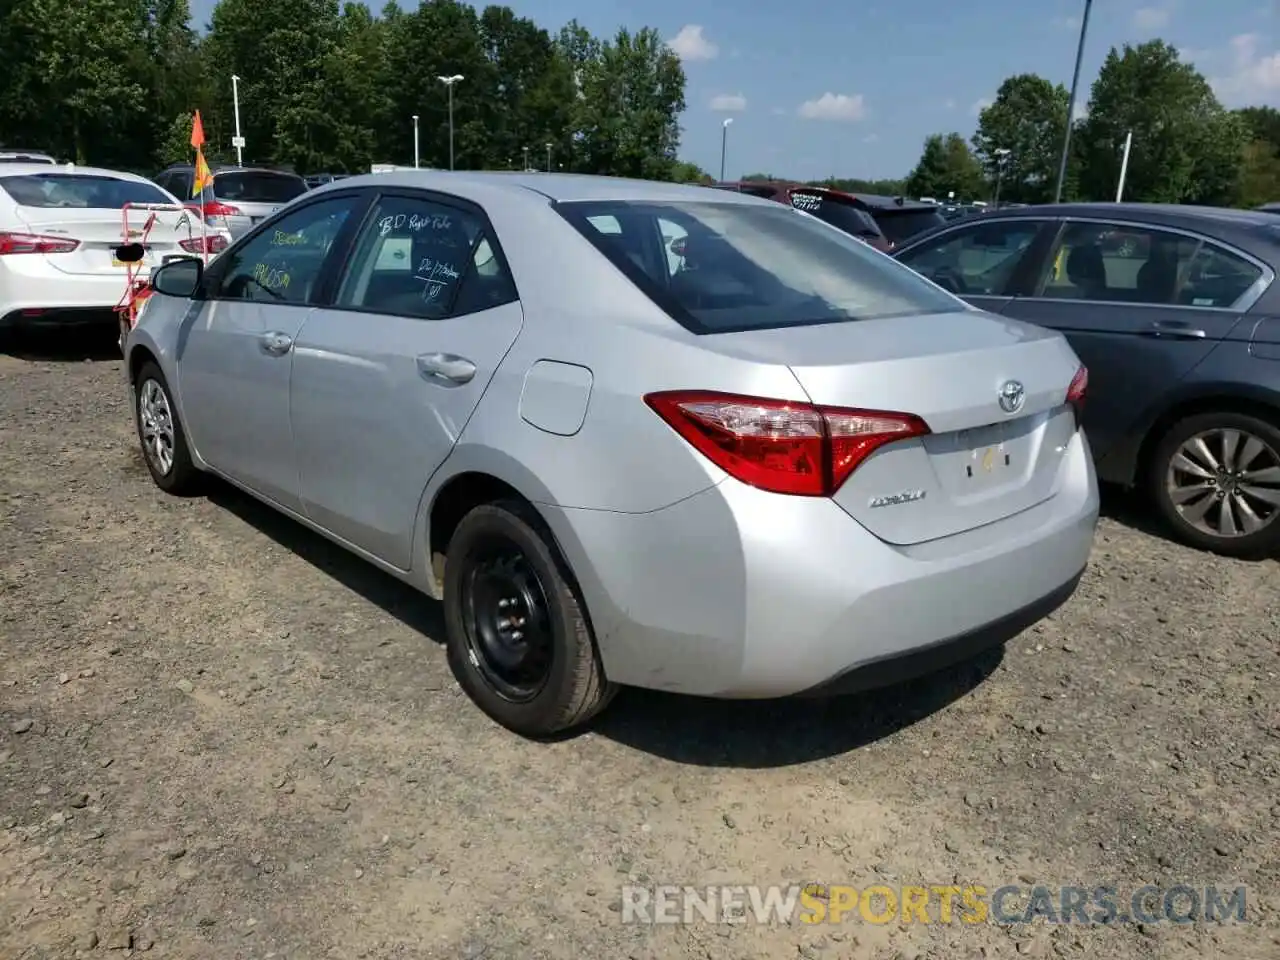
[213,171,307,203]
[790,191,883,239]
[0,173,170,208]
[557,199,962,334]
[873,207,947,245]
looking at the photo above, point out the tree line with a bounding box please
[0,0,710,182]
[902,39,1278,209]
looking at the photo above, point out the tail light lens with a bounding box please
[186,201,242,219]
[179,234,228,254]
[0,231,80,255]
[1066,365,1087,422]
[645,390,931,496]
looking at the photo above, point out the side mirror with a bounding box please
[114,242,146,264]
[150,257,203,298]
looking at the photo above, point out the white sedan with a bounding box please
[0,163,230,337]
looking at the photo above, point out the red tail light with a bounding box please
[179,234,228,254]
[645,390,931,496]
[186,201,242,219]
[0,231,80,255]
[1066,365,1087,421]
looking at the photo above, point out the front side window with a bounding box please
[558,199,964,334]
[894,219,1044,296]
[215,196,359,305]
[336,194,516,319]
[0,174,171,209]
[1035,222,1263,307]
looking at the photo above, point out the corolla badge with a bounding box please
[997,379,1025,414]
[868,489,926,508]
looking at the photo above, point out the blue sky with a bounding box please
[188,0,1280,181]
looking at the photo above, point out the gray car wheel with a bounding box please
[134,360,201,495]
[1151,411,1280,558]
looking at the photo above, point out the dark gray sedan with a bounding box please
[893,202,1280,558]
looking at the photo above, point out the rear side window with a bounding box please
[791,191,883,240]
[213,172,307,203]
[557,199,962,334]
[874,208,947,245]
[0,174,170,208]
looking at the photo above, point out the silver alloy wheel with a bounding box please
[1166,427,1280,538]
[138,378,176,476]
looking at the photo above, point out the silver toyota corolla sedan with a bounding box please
[117,171,1099,738]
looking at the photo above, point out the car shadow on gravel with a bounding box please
[206,483,446,641]
[593,650,1001,768]
[0,325,120,362]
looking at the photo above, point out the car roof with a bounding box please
[0,163,156,183]
[313,170,770,206]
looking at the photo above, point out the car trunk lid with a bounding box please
[14,206,204,276]
[707,310,1083,544]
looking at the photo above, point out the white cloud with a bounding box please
[970,97,993,116]
[1211,32,1280,105]
[709,93,746,112]
[1073,101,1090,120]
[667,24,718,62]
[798,92,867,121]
[1133,6,1171,30]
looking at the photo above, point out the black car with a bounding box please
[892,202,1280,557]
[853,194,946,246]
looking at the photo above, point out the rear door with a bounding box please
[289,190,523,568]
[1004,219,1268,460]
[891,217,1056,314]
[175,191,369,510]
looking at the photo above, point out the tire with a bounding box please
[1149,410,1280,558]
[442,500,615,737]
[134,360,201,495]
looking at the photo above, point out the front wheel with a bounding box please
[134,360,201,495]
[1150,411,1280,558]
[442,500,615,737]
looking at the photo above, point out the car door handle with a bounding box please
[260,331,294,356]
[416,352,476,384]
[1141,320,1206,340]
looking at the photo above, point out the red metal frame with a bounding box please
[114,202,208,332]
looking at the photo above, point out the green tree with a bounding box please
[905,133,984,200]
[972,74,1071,204]
[1076,40,1246,205]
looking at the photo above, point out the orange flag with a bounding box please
[190,110,205,150]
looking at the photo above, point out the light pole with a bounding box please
[1115,130,1133,202]
[545,143,552,173]
[412,115,420,169]
[522,146,529,171]
[720,118,733,182]
[992,147,1011,206]
[230,74,244,167]
[437,74,463,170]
[1054,0,1092,203]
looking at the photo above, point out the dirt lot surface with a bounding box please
[2,332,1279,960]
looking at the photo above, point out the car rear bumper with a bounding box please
[0,261,135,327]
[540,428,1098,699]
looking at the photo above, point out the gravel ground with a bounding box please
[1,330,1278,960]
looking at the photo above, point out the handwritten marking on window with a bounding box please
[251,262,291,291]
[272,229,306,246]
[414,258,460,303]
[377,212,455,237]
[791,193,822,212]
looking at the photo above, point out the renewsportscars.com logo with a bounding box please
[620,884,1249,926]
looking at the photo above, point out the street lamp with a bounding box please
[992,147,1012,206]
[412,115,420,169]
[230,74,244,167]
[545,142,552,173]
[720,118,733,182]
[1054,0,1093,203]
[522,146,530,171]
[437,74,463,170]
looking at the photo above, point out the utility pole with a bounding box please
[1053,0,1092,203]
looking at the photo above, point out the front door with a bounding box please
[174,193,367,510]
[289,191,524,568]
[1004,220,1263,461]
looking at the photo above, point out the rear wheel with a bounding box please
[1150,411,1280,558]
[442,500,615,737]
[134,360,201,495]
